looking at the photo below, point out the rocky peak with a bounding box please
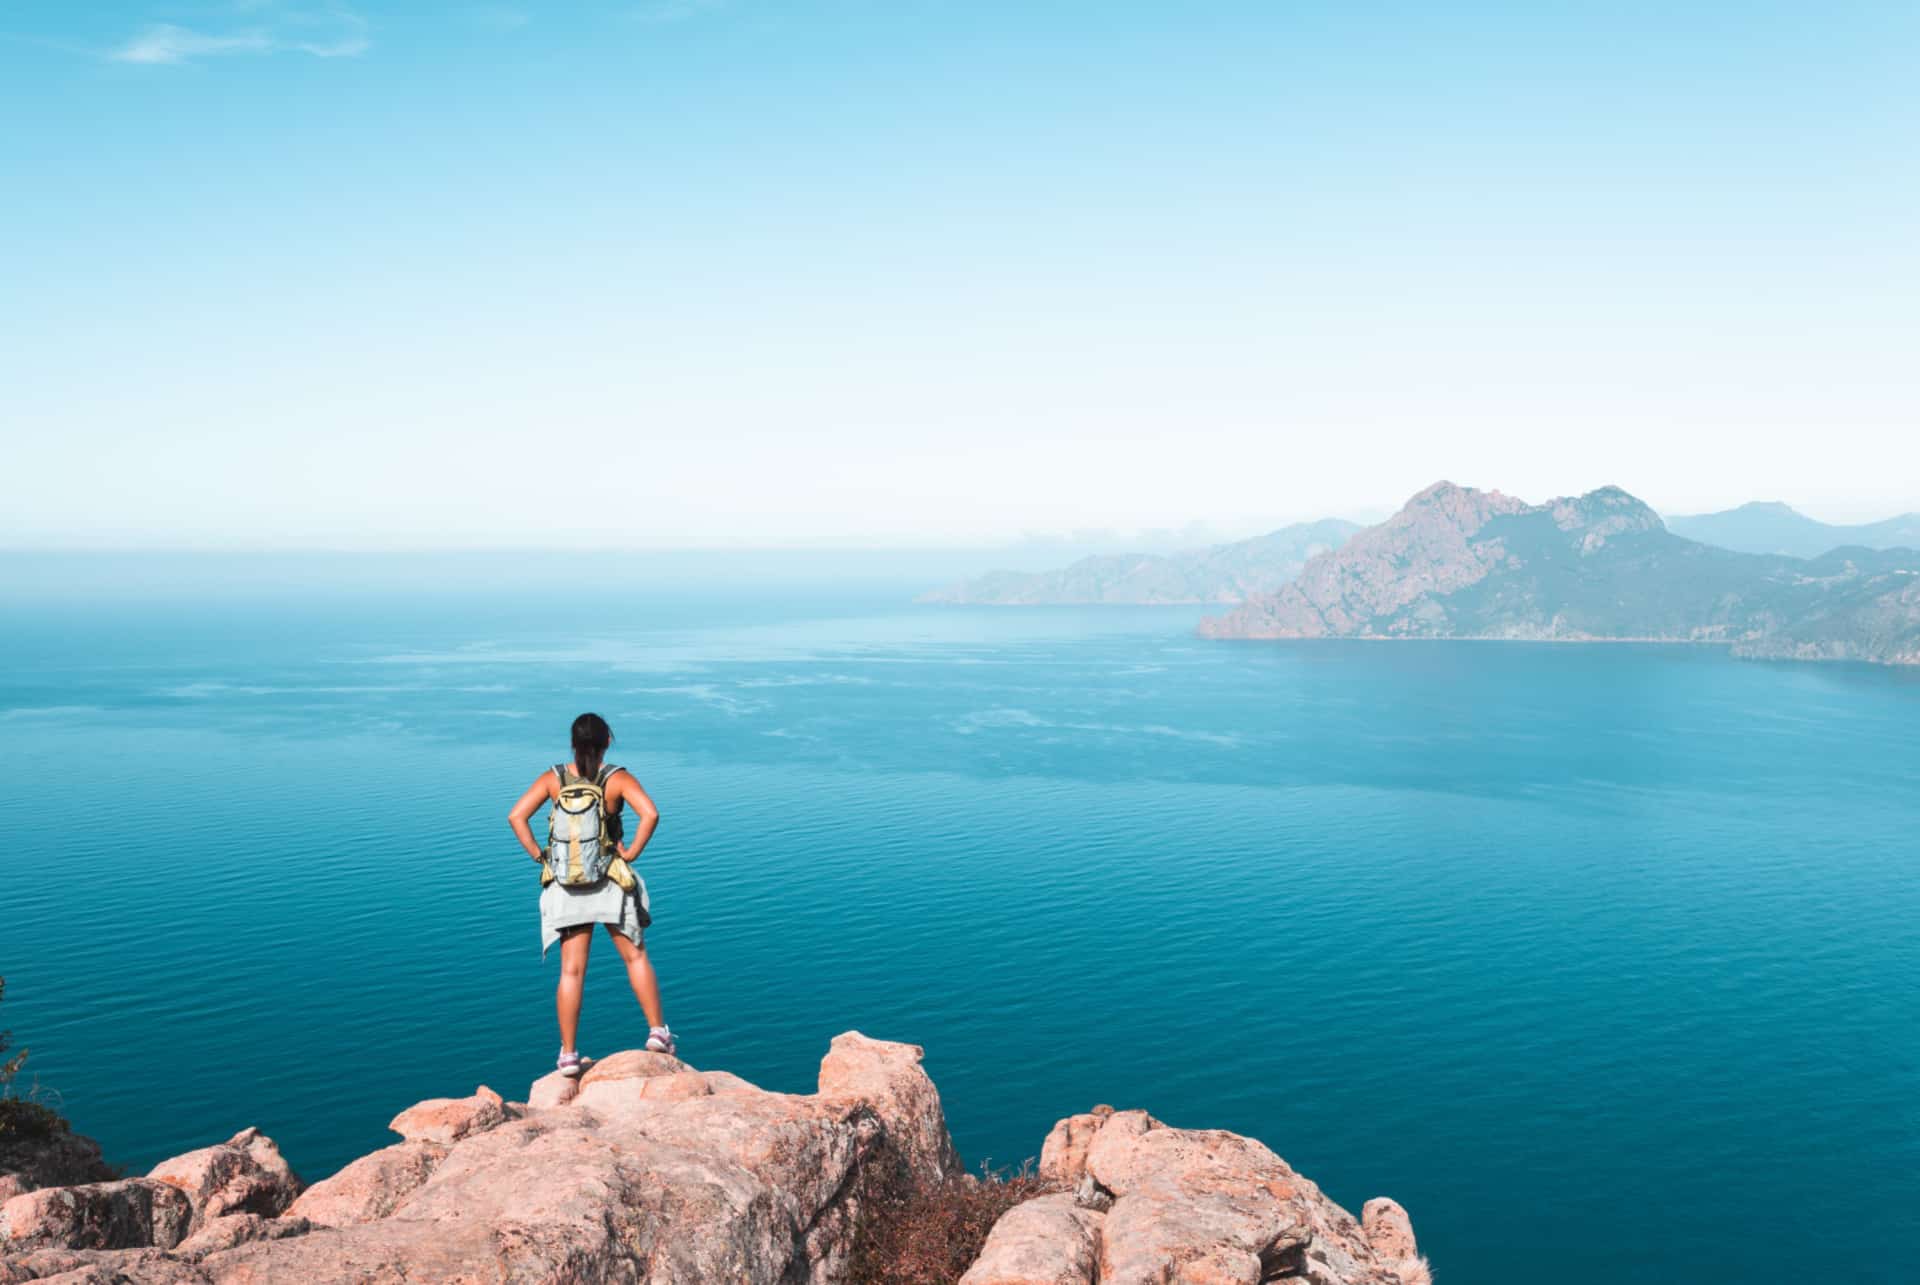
[1394,480,1527,535]
[1546,486,1665,553]
[1548,485,1663,531]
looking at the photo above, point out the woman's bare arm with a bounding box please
[507,770,557,861]
[610,770,660,861]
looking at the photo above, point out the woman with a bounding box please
[507,712,673,1076]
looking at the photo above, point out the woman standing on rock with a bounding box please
[507,712,674,1076]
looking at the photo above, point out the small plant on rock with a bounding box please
[0,976,23,1088]
[0,976,66,1143]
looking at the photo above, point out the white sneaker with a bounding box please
[645,1026,677,1056]
[556,1048,586,1078]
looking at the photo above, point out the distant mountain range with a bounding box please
[918,518,1362,605]
[1666,501,1920,559]
[1198,482,1920,665]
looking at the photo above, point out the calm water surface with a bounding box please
[4,574,1918,1284]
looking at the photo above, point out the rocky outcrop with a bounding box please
[1001,1107,1427,1285]
[959,1192,1103,1284]
[283,1140,447,1228]
[146,1129,302,1230]
[386,1085,506,1145]
[0,1178,193,1253]
[1362,1199,1429,1285]
[0,1034,958,1282]
[818,1031,963,1185]
[0,1035,1426,1284]
[1201,480,1920,664]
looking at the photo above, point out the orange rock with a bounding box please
[817,1030,960,1184]
[525,1069,579,1110]
[576,1049,689,1085]
[958,1192,1103,1285]
[147,1128,302,1227]
[0,1034,1425,1285]
[1364,1196,1431,1285]
[284,1140,447,1227]
[0,1178,194,1252]
[386,1085,505,1145]
[173,1212,312,1258]
[575,1068,714,1117]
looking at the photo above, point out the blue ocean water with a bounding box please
[4,567,1918,1283]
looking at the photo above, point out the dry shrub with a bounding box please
[845,1159,1057,1285]
[0,1096,65,1143]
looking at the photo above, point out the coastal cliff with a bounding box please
[1199,481,1920,664]
[0,1034,1427,1285]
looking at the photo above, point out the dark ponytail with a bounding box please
[571,712,612,781]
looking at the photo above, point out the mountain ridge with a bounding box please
[919,518,1362,605]
[1199,483,1920,664]
[1666,500,1920,559]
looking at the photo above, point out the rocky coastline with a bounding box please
[1,1033,1428,1284]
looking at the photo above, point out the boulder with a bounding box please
[147,1129,302,1227]
[817,1031,961,1185]
[1039,1109,1120,1184]
[577,1049,689,1085]
[1363,1197,1431,1285]
[574,1069,714,1119]
[0,1246,211,1283]
[998,1106,1420,1283]
[173,1213,311,1259]
[282,1140,446,1227]
[959,1191,1104,1285]
[385,1085,504,1145]
[0,1178,193,1252]
[525,1069,579,1110]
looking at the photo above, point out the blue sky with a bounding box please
[3,1,1917,549]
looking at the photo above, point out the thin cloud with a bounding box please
[631,0,726,25]
[108,7,368,64]
[469,5,531,30]
[111,24,272,63]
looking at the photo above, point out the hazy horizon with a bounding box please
[1,487,1914,557]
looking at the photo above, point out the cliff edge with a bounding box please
[0,1033,1427,1284]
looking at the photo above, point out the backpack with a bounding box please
[544,763,624,888]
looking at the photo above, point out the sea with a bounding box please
[3,553,1918,1284]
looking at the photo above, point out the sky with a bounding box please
[3,0,1917,550]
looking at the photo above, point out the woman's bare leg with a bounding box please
[605,926,665,1030]
[557,927,593,1053]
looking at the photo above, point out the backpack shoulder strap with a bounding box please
[596,764,618,787]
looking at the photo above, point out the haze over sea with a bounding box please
[5,556,1918,1284]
